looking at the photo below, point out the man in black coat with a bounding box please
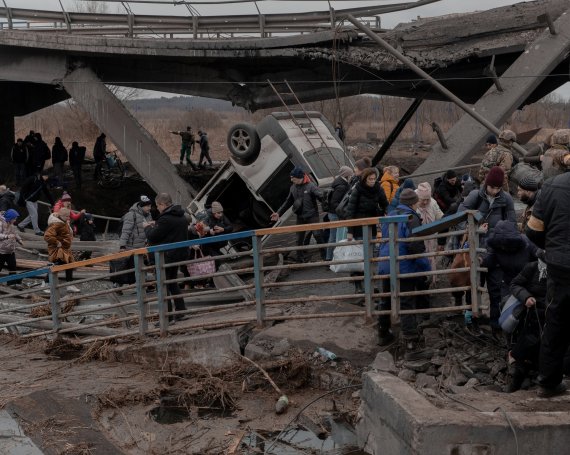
[93,133,106,179]
[11,139,28,186]
[69,142,86,190]
[145,193,189,324]
[526,164,570,398]
[271,166,325,262]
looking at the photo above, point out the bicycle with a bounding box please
[98,151,126,189]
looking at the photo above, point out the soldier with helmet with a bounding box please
[478,129,515,191]
[541,129,570,179]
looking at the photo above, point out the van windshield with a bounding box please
[304,147,348,179]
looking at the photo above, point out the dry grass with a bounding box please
[30,299,79,318]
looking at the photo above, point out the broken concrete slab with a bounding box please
[0,410,43,455]
[370,351,398,375]
[357,372,570,455]
[113,328,246,369]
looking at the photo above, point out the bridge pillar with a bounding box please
[414,6,570,176]
[0,114,15,184]
[62,67,196,206]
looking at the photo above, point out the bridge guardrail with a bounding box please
[0,212,484,343]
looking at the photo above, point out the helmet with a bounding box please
[499,130,517,142]
[551,129,570,146]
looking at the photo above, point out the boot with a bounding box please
[377,328,394,346]
[354,280,364,294]
[505,362,526,393]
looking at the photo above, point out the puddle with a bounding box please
[149,396,234,424]
[149,396,191,424]
[242,420,366,454]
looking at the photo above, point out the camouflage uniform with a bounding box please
[478,144,513,190]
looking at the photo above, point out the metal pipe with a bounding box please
[345,15,528,157]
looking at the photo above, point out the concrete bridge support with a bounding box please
[414,8,570,176]
[62,67,196,205]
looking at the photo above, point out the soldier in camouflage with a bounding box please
[541,129,570,179]
[171,126,198,170]
[478,129,515,191]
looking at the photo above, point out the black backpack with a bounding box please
[335,183,357,219]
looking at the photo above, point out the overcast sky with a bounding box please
[5,0,569,99]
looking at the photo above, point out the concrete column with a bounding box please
[0,114,15,184]
[62,67,196,206]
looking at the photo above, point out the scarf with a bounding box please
[538,258,548,281]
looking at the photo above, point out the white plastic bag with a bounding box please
[330,240,364,273]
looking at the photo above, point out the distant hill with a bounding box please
[126,96,244,112]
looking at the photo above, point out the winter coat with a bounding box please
[93,136,106,162]
[435,178,462,212]
[329,176,350,213]
[509,261,547,364]
[0,191,17,213]
[387,179,415,213]
[53,200,82,224]
[79,219,96,242]
[44,213,74,264]
[51,142,68,164]
[19,175,54,205]
[11,143,28,164]
[32,139,51,167]
[526,172,570,276]
[277,178,322,221]
[458,186,515,240]
[145,204,189,263]
[204,209,234,235]
[198,133,210,153]
[346,180,388,238]
[380,172,399,203]
[69,145,86,167]
[120,203,153,249]
[0,215,22,254]
[478,144,513,188]
[416,198,444,275]
[378,204,430,275]
[483,221,537,286]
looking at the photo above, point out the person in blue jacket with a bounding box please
[377,188,431,349]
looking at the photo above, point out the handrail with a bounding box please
[1,211,481,343]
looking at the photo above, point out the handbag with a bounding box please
[499,295,524,334]
[187,248,216,277]
[109,255,136,285]
[329,240,364,273]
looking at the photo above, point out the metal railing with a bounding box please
[0,1,442,37]
[0,211,483,343]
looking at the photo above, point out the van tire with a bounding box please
[227,123,261,165]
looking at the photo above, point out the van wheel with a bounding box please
[227,123,260,165]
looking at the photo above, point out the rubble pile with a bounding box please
[376,318,513,398]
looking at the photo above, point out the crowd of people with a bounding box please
[268,127,570,398]
[2,124,570,398]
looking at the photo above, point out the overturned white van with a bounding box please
[187,112,354,241]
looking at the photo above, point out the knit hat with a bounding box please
[518,175,539,191]
[290,167,305,179]
[84,213,93,221]
[485,135,498,145]
[401,178,416,191]
[399,188,419,206]
[61,192,72,202]
[485,166,504,187]
[139,195,152,207]
[211,201,223,214]
[416,182,432,200]
[3,209,19,222]
[445,170,457,179]
[338,165,354,179]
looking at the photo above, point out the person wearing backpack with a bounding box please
[325,166,353,261]
[345,168,388,294]
[119,195,154,250]
[271,166,325,263]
